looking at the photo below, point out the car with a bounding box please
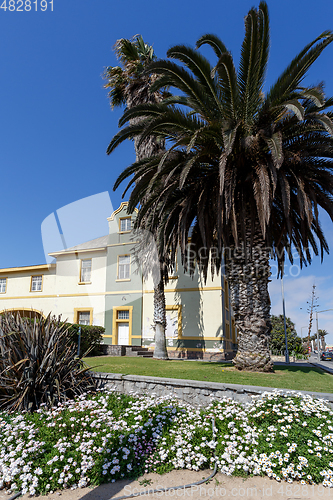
[320,351,333,361]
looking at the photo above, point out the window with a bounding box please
[80,259,91,283]
[74,308,93,325]
[168,257,178,279]
[119,217,131,232]
[0,278,6,293]
[118,255,130,280]
[31,275,42,292]
[78,311,90,325]
[224,278,229,310]
[118,310,129,320]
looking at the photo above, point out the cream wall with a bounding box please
[142,254,224,349]
[0,250,107,327]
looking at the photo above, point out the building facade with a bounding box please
[0,203,237,359]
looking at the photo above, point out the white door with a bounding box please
[118,323,129,345]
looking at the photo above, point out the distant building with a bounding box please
[0,203,237,359]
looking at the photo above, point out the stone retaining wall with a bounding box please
[100,345,126,356]
[92,372,333,408]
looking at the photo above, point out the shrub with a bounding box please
[0,312,96,412]
[17,316,104,356]
[64,323,104,356]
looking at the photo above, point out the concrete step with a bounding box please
[125,346,152,357]
[126,346,146,353]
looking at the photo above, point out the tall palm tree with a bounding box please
[109,3,333,371]
[104,35,168,359]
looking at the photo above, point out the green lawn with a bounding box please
[84,356,333,394]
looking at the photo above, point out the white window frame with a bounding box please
[80,259,92,283]
[0,278,7,293]
[119,217,131,233]
[74,308,93,325]
[117,255,130,280]
[78,311,90,325]
[118,310,130,320]
[31,275,43,292]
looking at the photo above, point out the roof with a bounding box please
[0,264,56,274]
[49,235,109,256]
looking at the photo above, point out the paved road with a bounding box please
[308,352,333,372]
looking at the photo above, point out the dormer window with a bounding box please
[119,217,131,232]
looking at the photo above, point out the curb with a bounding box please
[308,360,333,375]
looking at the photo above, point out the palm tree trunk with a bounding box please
[226,222,273,372]
[127,88,169,360]
[153,271,168,359]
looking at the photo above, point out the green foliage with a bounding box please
[63,322,104,356]
[0,312,96,412]
[270,315,303,354]
[21,317,104,357]
[109,3,333,282]
[103,35,157,109]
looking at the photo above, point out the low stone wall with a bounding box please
[92,372,333,408]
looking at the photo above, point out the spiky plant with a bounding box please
[0,312,96,412]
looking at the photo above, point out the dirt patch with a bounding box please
[2,470,330,500]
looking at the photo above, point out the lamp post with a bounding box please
[300,326,307,342]
[316,309,333,361]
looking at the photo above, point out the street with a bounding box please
[309,352,333,371]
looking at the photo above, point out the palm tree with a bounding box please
[104,35,168,359]
[109,2,333,372]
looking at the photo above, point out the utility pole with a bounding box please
[307,284,319,354]
[281,277,289,363]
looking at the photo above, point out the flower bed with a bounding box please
[0,390,333,495]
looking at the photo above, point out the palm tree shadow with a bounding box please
[77,478,136,500]
[173,268,205,359]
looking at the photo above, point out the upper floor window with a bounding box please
[168,257,178,279]
[0,278,7,293]
[118,255,130,280]
[119,217,131,232]
[31,275,42,292]
[80,259,91,283]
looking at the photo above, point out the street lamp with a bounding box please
[300,326,307,342]
[316,309,333,360]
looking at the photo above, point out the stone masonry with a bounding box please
[91,372,333,409]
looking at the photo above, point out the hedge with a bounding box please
[63,322,104,356]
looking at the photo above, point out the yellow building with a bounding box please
[0,203,237,359]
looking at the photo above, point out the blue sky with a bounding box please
[1,0,333,341]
